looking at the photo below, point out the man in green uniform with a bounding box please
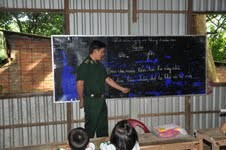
[76,40,130,138]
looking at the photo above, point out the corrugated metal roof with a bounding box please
[1,0,225,12]
[193,0,226,12]
[1,0,64,9]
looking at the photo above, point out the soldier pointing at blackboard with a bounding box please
[76,40,130,138]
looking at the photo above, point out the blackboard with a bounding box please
[51,35,206,102]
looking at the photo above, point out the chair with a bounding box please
[127,119,150,133]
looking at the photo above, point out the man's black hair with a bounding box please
[89,40,106,54]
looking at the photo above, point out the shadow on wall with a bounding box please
[0,30,53,95]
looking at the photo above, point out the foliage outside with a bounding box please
[0,12,64,36]
[0,12,225,64]
[0,31,7,67]
[0,11,64,66]
[206,14,226,63]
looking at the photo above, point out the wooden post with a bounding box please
[64,0,70,34]
[187,0,193,34]
[132,0,137,23]
[185,96,191,134]
[67,103,72,134]
[64,0,72,134]
[185,0,192,135]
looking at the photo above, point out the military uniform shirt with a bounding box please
[76,56,108,95]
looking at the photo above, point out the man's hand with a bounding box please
[105,77,130,94]
[77,80,84,109]
[121,87,130,93]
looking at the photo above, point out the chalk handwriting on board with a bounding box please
[52,35,206,102]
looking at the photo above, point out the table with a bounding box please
[139,133,199,150]
[55,133,199,150]
[13,133,199,150]
[196,128,226,150]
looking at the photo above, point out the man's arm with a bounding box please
[105,77,130,93]
[76,80,85,108]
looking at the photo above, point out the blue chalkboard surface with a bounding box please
[52,36,206,102]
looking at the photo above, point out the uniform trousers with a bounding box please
[84,96,108,138]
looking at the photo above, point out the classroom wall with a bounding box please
[1,86,226,149]
[0,0,226,149]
